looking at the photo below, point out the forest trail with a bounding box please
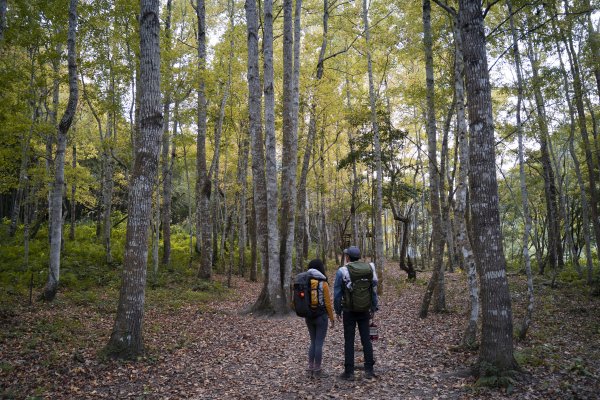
[2,261,600,399]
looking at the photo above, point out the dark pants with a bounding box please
[342,310,374,374]
[305,313,329,370]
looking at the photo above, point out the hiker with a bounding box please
[293,259,335,377]
[334,246,379,380]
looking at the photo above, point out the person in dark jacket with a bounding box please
[334,246,379,380]
[304,259,335,378]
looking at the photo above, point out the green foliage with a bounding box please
[475,362,517,391]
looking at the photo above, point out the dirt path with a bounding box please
[2,262,599,399]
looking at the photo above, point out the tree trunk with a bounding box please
[552,17,595,288]
[419,0,445,317]
[105,0,161,358]
[525,23,563,276]
[195,0,212,279]
[42,0,78,301]
[103,111,114,264]
[296,0,326,274]
[279,0,299,307]
[246,0,281,313]
[69,144,76,240]
[362,0,385,293]
[263,0,283,312]
[237,120,250,276]
[10,52,39,238]
[508,0,534,341]
[161,0,173,266]
[447,15,479,348]
[562,0,600,251]
[458,0,517,375]
[250,199,258,282]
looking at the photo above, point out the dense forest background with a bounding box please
[1,0,599,397]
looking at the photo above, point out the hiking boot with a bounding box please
[313,369,328,378]
[364,370,377,380]
[338,371,355,381]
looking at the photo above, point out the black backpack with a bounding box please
[292,272,326,318]
[343,262,374,312]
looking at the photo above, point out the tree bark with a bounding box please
[42,0,78,301]
[105,0,162,358]
[458,0,517,375]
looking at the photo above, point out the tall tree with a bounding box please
[42,0,79,301]
[362,0,385,293]
[431,0,480,346]
[279,0,299,305]
[296,0,326,275]
[261,0,284,312]
[246,0,276,312]
[161,0,174,266]
[507,0,533,340]
[524,15,563,276]
[561,0,600,250]
[419,0,446,317]
[105,0,162,358]
[195,0,212,279]
[458,0,517,375]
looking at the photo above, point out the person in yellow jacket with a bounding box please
[304,259,335,378]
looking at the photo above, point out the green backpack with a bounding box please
[343,262,373,312]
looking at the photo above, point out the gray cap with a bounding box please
[343,246,361,259]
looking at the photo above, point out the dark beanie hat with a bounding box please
[308,258,325,275]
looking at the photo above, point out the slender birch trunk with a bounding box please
[105,0,161,358]
[43,0,78,301]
